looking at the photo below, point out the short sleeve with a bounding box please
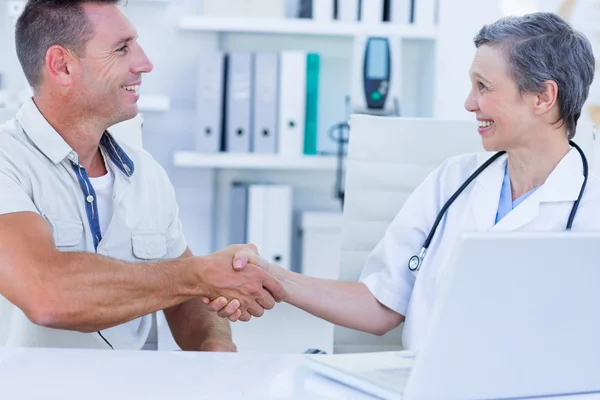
[0,170,38,216]
[359,160,448,316]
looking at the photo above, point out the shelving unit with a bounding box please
[179,16,437,39]
[173,152,338,171]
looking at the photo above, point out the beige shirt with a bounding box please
[0,98,187,350]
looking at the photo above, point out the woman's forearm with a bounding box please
[278,269,404,336]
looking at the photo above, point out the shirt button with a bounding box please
[124,165,131,173]
[68,153,75,161]
[86,195,94,203]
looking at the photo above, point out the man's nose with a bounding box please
[132,46,153,74]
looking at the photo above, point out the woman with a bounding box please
[207,12,600,351]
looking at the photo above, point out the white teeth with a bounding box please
[122,85,139,93]
[478,120,493,127]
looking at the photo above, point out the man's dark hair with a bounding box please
[15,0,123,91]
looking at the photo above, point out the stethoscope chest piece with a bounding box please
[408,255,421,271]
[408,248,427,272]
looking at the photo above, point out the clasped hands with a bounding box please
[201,244,284,322]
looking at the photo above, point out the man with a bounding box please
[0,0,282,351]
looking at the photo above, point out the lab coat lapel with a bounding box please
[492,148,584,232]
[471,153,507,232]
[535,148,584,203]
[491,192,540,231]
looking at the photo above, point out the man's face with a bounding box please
[73,3,153,126]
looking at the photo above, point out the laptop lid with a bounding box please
[404,232,600,400]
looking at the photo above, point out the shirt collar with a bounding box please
[15,97,135,177]
[16,97,72,164]
[476,148,584,203]
[100,132,135,177]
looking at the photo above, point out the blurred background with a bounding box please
[0,0,597,353]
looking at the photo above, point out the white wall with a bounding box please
[433,0,501,120]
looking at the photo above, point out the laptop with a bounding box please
[307,232,600,400]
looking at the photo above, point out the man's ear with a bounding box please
[533,80,559,116]
[44,45,79,87]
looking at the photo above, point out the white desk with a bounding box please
[0,348,598,400]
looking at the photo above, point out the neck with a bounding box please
[507,135,570,200]
[33,94,107,175]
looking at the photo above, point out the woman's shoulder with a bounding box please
[571,171,600,229]
[581,171,600,201]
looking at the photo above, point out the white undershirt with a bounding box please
[89,160,158,350]
[89,164,114,236]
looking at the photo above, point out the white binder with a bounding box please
[390,0,412,25]
[361,0,384,23]
[252,53,279,154]
[414,0,436,27]
[337,0,359,21]
[247,184,293,270]
[195,52,224,153]
[277,51,306,157]
[312,0,334,21]
[225,52,252,153]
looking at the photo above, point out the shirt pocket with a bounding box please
[131,232,167,261]
[44,215,83,247]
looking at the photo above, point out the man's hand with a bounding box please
[199,337,238,352]
[204,251,288,322]
[197,245,284,322]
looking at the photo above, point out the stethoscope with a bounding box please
[408,140,589,272]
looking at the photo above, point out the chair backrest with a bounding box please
[334,114,596,354]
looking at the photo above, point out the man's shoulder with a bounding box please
[0,118,31,162]
[0,118,23,143]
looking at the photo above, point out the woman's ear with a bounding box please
[533,80,559,116]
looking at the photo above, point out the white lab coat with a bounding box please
[359,148,600,351]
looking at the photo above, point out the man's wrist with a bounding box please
[179,256,212,298]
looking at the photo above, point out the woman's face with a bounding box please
[464,45,538,152]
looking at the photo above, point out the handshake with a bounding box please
[199,244,287,322]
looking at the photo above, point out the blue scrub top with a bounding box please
[495,163,538,224]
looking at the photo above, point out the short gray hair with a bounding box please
[474,12,595,138]
[15,0,123,91]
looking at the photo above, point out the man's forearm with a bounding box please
[165,298,232,351]
[34,251,205,332]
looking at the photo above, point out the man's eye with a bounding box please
[117,45,128,53]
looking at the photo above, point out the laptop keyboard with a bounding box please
[375,367,412,380]
[361,367,412,392]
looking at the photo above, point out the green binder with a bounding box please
[304,53,320,155]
